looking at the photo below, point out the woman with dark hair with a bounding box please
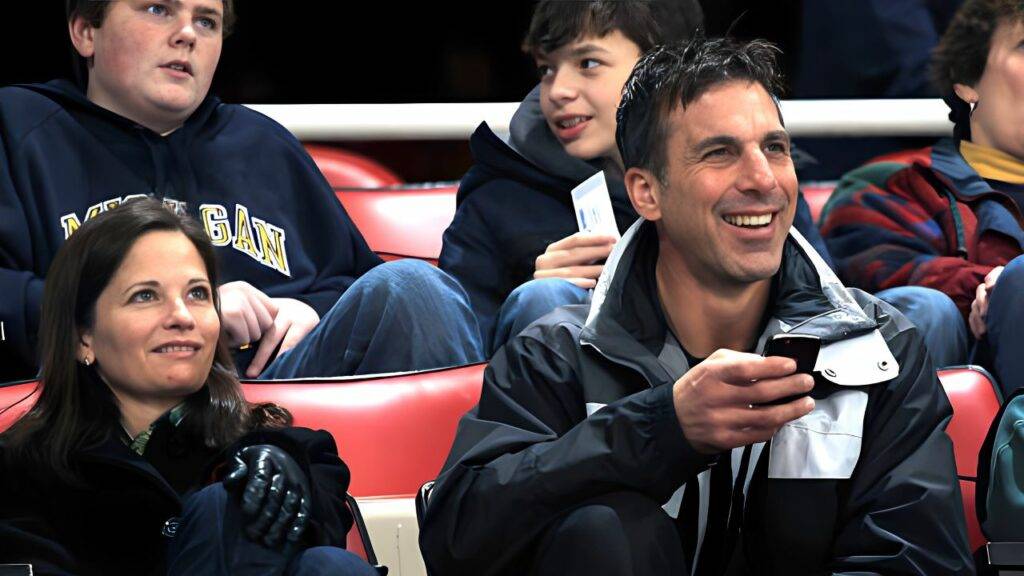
[820,0,1024,396]
[0,198,377,575]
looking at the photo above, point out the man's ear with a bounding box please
[953,82,979,105]
[68,14,97,59]
[624,166,662,222]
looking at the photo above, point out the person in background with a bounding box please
[821,0,1024,395]
[0,0,483,383]
[0,198,377,576]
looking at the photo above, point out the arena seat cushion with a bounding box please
[937,365,1003,552]
[305,144,403,189]
[0,363,997,557]
[334,183,458,264]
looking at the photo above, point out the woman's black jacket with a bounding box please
[0,420,352,575]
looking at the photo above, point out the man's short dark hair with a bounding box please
[615,36,785,181]
[523,0,703,57]
[65,0,236,88]
[931,0,1024,96]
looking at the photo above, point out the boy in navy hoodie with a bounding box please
[440,0,965,366]
[440,1,836,355]
[0,0,482,382]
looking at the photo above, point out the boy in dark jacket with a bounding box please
[421,37,972,576]
[440,0,832,355]
[0,0,482,382]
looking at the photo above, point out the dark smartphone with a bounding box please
[760,333,821,406]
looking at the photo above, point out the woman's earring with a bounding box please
[969,100,978,116]
[82,357,91,366]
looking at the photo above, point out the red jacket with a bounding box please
[820,138,1024,318]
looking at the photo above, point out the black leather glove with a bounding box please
[223,444,312,549]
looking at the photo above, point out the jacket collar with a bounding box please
[929,138,1024,248]
[930,138,995,198]
[580,219,884,384]
[21,79,221,142]
[74,428,180,503]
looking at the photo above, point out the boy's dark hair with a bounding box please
[65,0,236,88]
[616,36,785,181]
[523,0,703,57]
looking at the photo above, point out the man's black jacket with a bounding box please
[421,219,973,575]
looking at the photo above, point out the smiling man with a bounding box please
[0,0,482,382]
[420,37,972,576]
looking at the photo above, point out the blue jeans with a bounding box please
[985,255,1024,397]
[256,259,483,378]
[491,279,591,355]
[876,286,968,369]
[166,484,378,576]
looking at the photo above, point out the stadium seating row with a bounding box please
[0,146,1011,574]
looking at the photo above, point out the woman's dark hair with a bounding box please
[65,0,236,88]
[523,0,703,57]
[931,0,1024,140]
[616,35,784,181]
[2,197,288,480]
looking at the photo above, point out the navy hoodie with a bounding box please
[0,80,382,381]
[439,86,832,352]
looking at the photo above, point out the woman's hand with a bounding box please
[223,444,312,549]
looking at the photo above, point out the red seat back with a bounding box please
[305,144,403,189]
[801,183,836,225]
[937,366,1003,552]
[240,363,485,497]
[0,380,38,432]
[0,363,485,498]
[1,366,1002,552]
[335,184,458,264]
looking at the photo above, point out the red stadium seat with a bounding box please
[239,363,484,497]
[937,366,1004,552]
[801,182,836,225]
[3,365,997,558]
[0,379,38,432]
[305,144,404,189]
[335,184,458,264]
[0,362,486,568]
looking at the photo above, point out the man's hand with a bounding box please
[245,298,320,378]
[970,266,1004,339]
[223,444,312,550]
[673,349,815,455]
[219,281,278,349]
[534,232,617,289]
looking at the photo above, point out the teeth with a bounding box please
[724,213,773,227]
[559,116,588,128]
[169,64,185,71]
[157,345,196,353]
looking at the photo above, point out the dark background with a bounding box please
[2,2,801,180]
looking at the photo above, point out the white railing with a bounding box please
[246,99,954,141]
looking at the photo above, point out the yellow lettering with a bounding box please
[59,202,105,239]
[200,204,231,247]
[232,205,259,259]
[59,213,82,239]
[253,218,291,277]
